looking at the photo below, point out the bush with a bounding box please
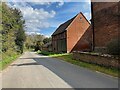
[107,39,120,55]
[38,50,55,56]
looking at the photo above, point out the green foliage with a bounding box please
[34,41,44,51]
[25,34,51,51]
[37,50,55,55]
[15,28,26,53]
[0,52,20,70]
[107,39,120,55]
[43,37,51,44]
[1,3,26,70]
[25,34,45,51]
[25,34,36,49]
[2,3,26,54]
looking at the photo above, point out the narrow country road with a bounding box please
[2,52,118,88]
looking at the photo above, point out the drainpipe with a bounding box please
[118,1,120,56]
[91,2,95,51]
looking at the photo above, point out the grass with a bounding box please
[38,50,119,77]
[0,52,20,70]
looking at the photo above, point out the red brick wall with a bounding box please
[92,2,117,12]
[71,25,93,52]
[73,52,120,69]
[67,13,90,53]
[92,2,119,49]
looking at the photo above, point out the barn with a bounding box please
[52,12,92,53]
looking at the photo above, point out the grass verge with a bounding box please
[0,52,20,70]
[38,51,119,77]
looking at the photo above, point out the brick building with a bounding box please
[91,2,119,52]
[52,12,92,53]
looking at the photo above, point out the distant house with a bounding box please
[91,2,119,53]
[52,12,92,53]
[42,42,52,52]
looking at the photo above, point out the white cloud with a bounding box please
[7,2,56,34]
[22,8,56,20]
[56,0,64,7]
[84,0,91,4]
[25,31,42,35]
[58,1,64,6]
[7,0,64,7]
[30,1,51,5]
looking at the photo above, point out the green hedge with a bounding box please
[107,39,120,55]
[37,50,55,56]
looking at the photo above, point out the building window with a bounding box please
[80,17,82,20]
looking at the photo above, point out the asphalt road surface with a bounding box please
[2,52,119,88]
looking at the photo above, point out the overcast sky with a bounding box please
[7,0,91,37]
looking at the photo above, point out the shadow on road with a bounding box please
[11,62,39,66]
[12,55,118,88]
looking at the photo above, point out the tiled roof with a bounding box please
[52,15,77,36]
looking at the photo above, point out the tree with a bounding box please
[43,37,51,44]
[15,28,26,53]
[13,9,26,53]
[2,3,26,54]
[25,34,45,51]
[35,41,44,51]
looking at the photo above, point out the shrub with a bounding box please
[38,50,55,56]
[107,39,120,55]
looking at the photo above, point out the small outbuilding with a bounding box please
[42,42,52,52]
